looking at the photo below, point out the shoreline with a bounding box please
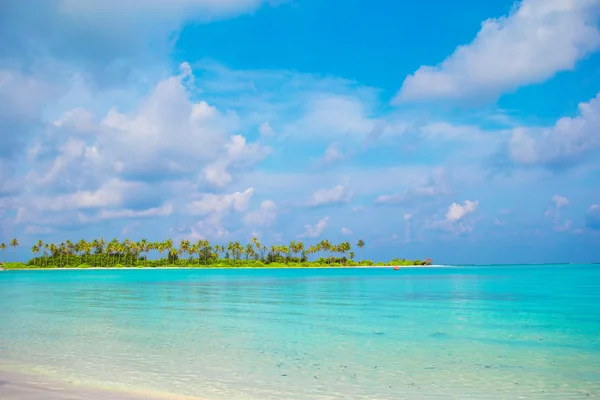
[0,265,438,271]
[0,369,205,400]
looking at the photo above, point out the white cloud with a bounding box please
[395,0,600,102]
[58,0,269,22]
[341,227,352,235]
[259,121,276,136]
[292,94,378,137]
[545,195,572,232]
[79,203,174,222]
[29,179,140,212]
[187,188,254,215]
[322,141,344,163]
[179,188,256,240]
[243,200,277,227]
[375,168,449,205]
[446,200,479,222]
[308,185,352,206]
[553,194,569,208]
[202,134,271,188]
[298,216,329,238]
[507,92,600,168]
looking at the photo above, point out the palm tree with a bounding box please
[200,240,211,265]
[307,245,316,262]
[357,239,365,263]
[245,244,253,261]
[43,243,50,267]
[50,243,58,266]
[58,242,65,267]
[65,240,74,267]
[31,243,41,267]
[0,243,7,263]
[9,238,19,262]
[234,241,243,263]
[321,240,331,264]
[281,245,290,262]
[189,244,199,266]
[179,239,190,267]
[129,242,138,267]
[297,241,305,261]
[85,242,93,266]
[77,239,87,265]
[165,239,174,265]
[213,244,221,262]
[95,238,106,267]
[227,242,235,265]
[169,247,178,266]
[251,237,261,260]
[339,241,351,265]
[139,239,150,267]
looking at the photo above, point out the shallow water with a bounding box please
[0,266,599,399]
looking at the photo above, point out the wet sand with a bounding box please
[0,370,202,400]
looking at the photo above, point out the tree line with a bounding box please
[0,238,432,268]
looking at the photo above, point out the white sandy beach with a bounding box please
[0,370,203,400]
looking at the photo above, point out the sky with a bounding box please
[1,0,599,265]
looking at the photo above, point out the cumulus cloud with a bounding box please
[505,92,600,169]
[179,188,256,240]
[298,217,330,238]
[187,188,254,215]
[429,200,479,235]
[0,0,275,79]
[308,185,352,206]
[341,227,352,235]
[4,62,273,238]
[446,200,479,222]
[259,121,276,136]
[34,65,263,190]
[395,0,600,102]
[243,200,277,227]
[202,134,272,188]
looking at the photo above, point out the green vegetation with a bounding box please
[0,238,432,269]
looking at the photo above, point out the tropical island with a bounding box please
[0,238,432,269]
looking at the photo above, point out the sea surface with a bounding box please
[0,265,599,399]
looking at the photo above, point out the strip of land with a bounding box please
[0,264,436,271]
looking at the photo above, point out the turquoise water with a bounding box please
[0,266,599,399]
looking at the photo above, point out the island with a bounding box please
[0,238,432,269]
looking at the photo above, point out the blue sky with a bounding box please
[1,0,599,264]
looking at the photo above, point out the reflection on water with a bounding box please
[1,266,599,399]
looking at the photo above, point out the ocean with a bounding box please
[0,265,599,399]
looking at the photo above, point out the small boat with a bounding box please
[393,266,399,271]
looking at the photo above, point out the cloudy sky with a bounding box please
[1,0,599,264]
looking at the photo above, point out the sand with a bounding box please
[0,370,203,400]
